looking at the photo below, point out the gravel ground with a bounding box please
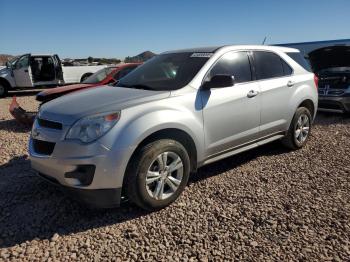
[0,93,349,261]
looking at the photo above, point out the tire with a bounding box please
[125,139,191,211]
[0,82,8,98]
[282,107,312,150]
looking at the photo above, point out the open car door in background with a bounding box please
[13,54,34,87]
[53,54,64,84]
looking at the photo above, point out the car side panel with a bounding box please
[258,76,295,137]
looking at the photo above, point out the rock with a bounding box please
[51,233,59,242]
[250,241,258,247]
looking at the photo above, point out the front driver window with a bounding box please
[208,51,252,84]
[16,55,29,69]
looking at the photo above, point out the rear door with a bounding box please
[253,51,294,136]
[13,54,34,87]
[201,51,261,156]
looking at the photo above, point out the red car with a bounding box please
[10,63,141,125]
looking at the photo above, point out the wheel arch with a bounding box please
[0,77,11,97]
[297,99,315,120]
[0,77,12,89]
[128,128,198,173]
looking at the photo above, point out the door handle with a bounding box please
[247,90,259,98]
[24,69,28,72]
[287,80,295,87]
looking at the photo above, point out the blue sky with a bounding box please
[1,0,349,58]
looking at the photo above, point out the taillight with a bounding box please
[313,74,319,89]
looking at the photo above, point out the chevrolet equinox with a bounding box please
[29,45,318,210]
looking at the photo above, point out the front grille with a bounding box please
[318,88,346,97]
[318,89,326,95]
[328,90,345,96]
[37,118,62,130]
[318,76,349,90]
[33,139,56,155]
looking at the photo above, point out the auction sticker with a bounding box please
[190,53,213,58]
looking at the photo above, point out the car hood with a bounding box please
[39,85,170,125]
[0,66,10,77]
[309,46,350,73]
[36,83,94,102]
[39,83,93,96]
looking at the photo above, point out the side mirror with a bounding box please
[202,74,234,90]
[6,61,10,69]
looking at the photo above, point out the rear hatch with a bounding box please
[309,46,350,95]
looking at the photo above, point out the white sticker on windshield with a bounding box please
[190,53,213,58]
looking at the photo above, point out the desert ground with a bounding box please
[0,92,349,261]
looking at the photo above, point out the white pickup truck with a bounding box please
[0,53,107,97]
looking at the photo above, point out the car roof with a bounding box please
[163,46,224,54]
[163,45,299,54]
[30,54,54,57]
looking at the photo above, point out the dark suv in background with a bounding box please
[309,46,350,114]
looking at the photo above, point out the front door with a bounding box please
[13,54,33,87]
[53,54,64,84]
[201,51,261,156]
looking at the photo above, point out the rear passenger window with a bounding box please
[286,52,312,72]
[281,59,293,75]
[208,51,252,83]
[254,51,286,80]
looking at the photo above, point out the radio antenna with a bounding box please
[262,36,267,45]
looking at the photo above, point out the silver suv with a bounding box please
[29,45,318,210]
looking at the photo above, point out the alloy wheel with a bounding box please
[145,151,184,200]
[295,113,310,144]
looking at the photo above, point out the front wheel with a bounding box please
[282,107,312,150]
[124,139,191,211]
[0,83,8,98]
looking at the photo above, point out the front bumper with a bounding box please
[38,172,122,208]
[28,118,136,208]
[318,95,350,113]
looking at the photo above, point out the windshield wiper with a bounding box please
[119,84,155,90]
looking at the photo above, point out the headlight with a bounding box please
[66,111,121,143]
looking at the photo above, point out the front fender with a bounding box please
[97,106,204,184]
[114,108,204,157]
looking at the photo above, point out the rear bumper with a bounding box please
[38,172,122,208]
[318,95,350,113]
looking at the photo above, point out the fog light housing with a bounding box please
[64,165,95,186]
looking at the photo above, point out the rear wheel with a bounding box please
[282,107,312,150]
[125,139,190,210]
[0,83,8,98]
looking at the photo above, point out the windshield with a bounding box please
[82,67,115,84]
[8,56,19,67]
[116,52,211,91]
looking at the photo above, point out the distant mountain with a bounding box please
[0,54,14,66]
[124,51,156,63]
